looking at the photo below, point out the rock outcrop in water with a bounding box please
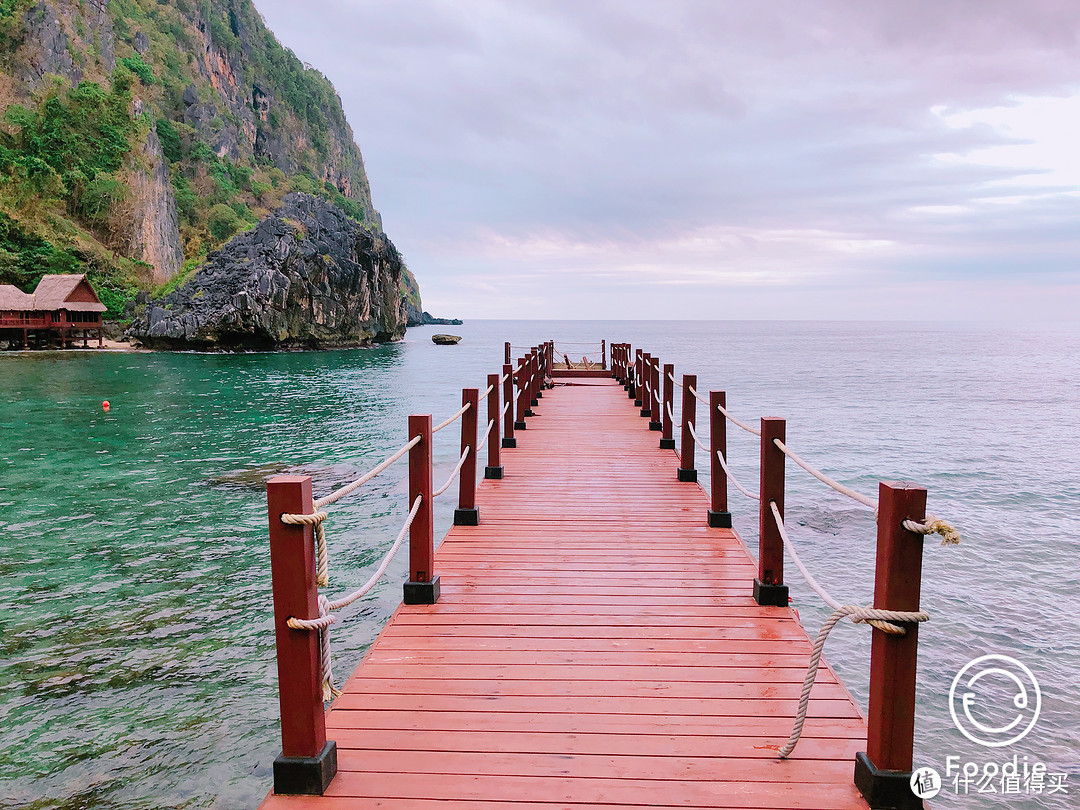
[128,194,407,350]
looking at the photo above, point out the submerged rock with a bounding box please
[128,194,408,350]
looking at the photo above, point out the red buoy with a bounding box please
[102,400,110,412]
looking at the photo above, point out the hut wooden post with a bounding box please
[661,364,676,449]
[708,391,731,527]
[677,374,697,482]
[455,388,480,525]
[486,373,503,478]
[502,364,517,448]
[404,414,439,604]
[754,417,788,606]
[267,475,337,795]
[855,482,928,810]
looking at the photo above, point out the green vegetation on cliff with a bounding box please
[0,0,400,319]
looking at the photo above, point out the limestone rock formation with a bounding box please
[128,194,406,350]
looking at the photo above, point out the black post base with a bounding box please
[273,740,337,795]
[502,437,517,448]
[677,468,697,483]
[536,391,543,398]
[514,420,527,431]
[659,438,676,449]
[454,507,479,526]
[485,465,504,479]
[530,399,538,407]
[640,407,652,417]
[854,751,919,810]
[753,577,789,607]
[648,421,662,431]
[628,390,636,399]
[404,575,441,605]
[634,399,643,407]
[623,383,629,391]
[524,408,535,417]
[707,510,733,528]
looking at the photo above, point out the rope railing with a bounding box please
[433,446,471,497]
[686,421,709,454]
[772,438,876,511]
[716,402,761,437]
[432,401,471,434]
[715,450,759,501]
[478,382,495,402]
[687,384,709,407]
[666,371,682,388]
[310,436,421,511]
[477,419,495,454]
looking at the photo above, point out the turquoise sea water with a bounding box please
[1,320,1077,809]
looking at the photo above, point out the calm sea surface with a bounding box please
[1,320,1078,809]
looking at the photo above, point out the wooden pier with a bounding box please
[261,341,940,810]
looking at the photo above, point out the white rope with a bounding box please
[287,494,423,699]
[771,501,844,612]
[311,435,421,510]
[687,385,709,407]
[478,383,495,401]
[477,419,495,453]
[772,438,877,511]
[433,401,471,434]
[778,604,928,758]
[715,449,760,501]
[716,402,761,437]
[667,371,682,388]
[686,421,709,454]
[666,401,676,424]
[433,446,471,497]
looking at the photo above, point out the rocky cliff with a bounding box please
[0,0,421,318]
[128,193,406,349]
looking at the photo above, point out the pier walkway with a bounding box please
[260,375,873,809]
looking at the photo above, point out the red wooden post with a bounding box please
[626,345,636,396]
[267,475,337,794]
[486,373,503,478]
[754,417,788,606]
[660,363,675,449]
[602,339,607,370]
[454,388,480,525]
[855,482,928,808]
[502,363,517,448]
[640,353,653,417]
[677,374,697,482]
[504,341,511,365]
[526,351,537,413]
[404,414,439,604]
[649,357,661,430]
[547,341,554,387]
[634,350,644,406]
[532,347,543,399]
[708,391,731,528]
[515,360,529,429]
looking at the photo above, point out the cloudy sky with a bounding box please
[256,0,1080,320]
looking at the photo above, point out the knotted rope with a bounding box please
[287,494,423,700]
[281,509,331,586]
[777,604,929,758]
[904,516,962,546]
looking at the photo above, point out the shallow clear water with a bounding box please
[1,321,1077,808]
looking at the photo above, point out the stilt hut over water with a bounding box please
[0,274,106,348]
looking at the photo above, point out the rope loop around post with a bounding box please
[903,515,962,545]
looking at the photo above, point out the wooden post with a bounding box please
[660,363,675,449]
[501,364,516,448]
[504,341,511,365]
[854,482,928,810]
[267,475,337,794]
[547,341,555,387]
[404,414,439,604]
[485,373,503,478]
[602,339,607,370]
[649,357,661,430]
[455,388,480,525]
[708,391,731,527]
[515,360,528,430]
[677,374,697,482]
[640,353,653,416]
[754,417,788,606]
[533,347,543,399]
[634,350,644,406]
